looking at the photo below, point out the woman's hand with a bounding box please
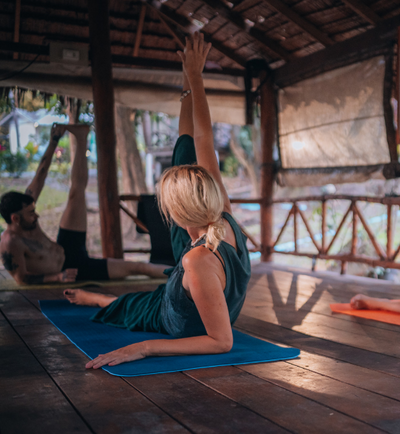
[178,32,211,80]
[85,342,146,369]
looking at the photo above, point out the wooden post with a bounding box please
[259,66,277,262]
[387,204,393,258]
[13,0,21,60]
[321,200,327,254]
[293,203,298,253]
[87,0,123,258]
[351,202,358,256]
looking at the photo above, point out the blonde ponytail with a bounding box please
[205,218,225,251]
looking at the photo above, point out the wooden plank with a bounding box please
[0,291,51,326]
[242,361,400,433]
[288,351,400,402]
[3,291,190,434]
[88,0,123,258]
[274,15,400,87]
[242,300,400,358]
[263,0,334,47]
[186,366,382,434]
[126,372,290,433]
[342,0,382,25]
[201,0,294,60]
[234,314,400,377]
[0,311,91,434]
[19,340,190,434]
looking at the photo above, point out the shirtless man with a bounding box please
[0,123,166,285]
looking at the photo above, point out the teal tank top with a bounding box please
[161,212,251,338]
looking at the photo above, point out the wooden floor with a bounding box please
[2,262,400,434]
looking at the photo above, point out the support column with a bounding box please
[397,27,400,149]
[260,67,277,262]
[87,0,123,258]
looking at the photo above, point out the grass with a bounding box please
[0,178,68,225]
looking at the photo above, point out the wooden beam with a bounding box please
[133,4,147,57]
[259,65,277,262]
[274,14,400,87]
[156,12,185,49]
[13,0,21,60]
[262,0,334,47]
[202,0,293,60]
[0,41,245,76]
[342,0,382,26]
[142,0,248,67]
[87,0,123,258]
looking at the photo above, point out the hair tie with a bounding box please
[207,221,216,227]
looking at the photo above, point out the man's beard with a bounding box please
[20,216,37,231]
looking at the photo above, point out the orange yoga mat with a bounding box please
[330,303,400,326]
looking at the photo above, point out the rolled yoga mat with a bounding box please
[330,303,400,326]
[40,300,300,377]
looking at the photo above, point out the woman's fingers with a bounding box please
[203,41,212,59]
[192,31,199,52]
[185,36,192,52]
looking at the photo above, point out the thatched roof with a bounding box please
[0,0,400,123]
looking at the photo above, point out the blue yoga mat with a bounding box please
[40,300,300,377]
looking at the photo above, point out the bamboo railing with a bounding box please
[120,194,400,273]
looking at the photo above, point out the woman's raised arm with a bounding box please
[178,33,232,213]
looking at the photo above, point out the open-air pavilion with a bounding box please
[1,0,400,432]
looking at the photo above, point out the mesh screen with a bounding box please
[278,56,390,170]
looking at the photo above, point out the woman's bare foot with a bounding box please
[350,294,382,310]
[64,289,117,308]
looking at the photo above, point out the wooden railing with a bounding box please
[120,194,400,272]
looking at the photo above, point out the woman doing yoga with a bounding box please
[64,32,251,369]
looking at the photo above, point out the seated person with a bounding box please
[350,294,400,313]
[0,124,166,285]
[63,33,251,369]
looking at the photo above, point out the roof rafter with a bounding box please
[274,14,400,87]
[133,4,147,57]
[0,41,245,76]
[262,0,334,46]
[341,0,382,26]
[202,0,293,61]
[142,0,248,67]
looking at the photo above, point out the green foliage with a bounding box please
[223,155,239,177]
[24,141,39,162]
[0,224,4,235]
[0,150,28,177]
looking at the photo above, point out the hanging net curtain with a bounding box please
[277,56,392,186]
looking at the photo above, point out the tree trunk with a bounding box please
[229,125,260,197]
[142,111,152,149]
[115,104,148,235]
[66,97,80,164]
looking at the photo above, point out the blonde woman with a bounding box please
[64,33,251,369]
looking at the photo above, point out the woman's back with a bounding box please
[161,212,251,338]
